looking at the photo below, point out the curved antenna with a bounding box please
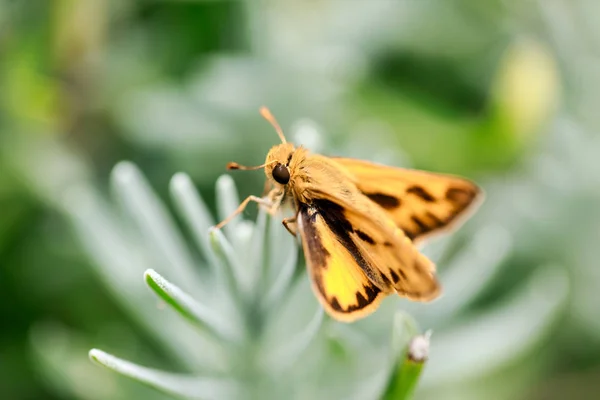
[260,106,287,144]
[227,160,277,171]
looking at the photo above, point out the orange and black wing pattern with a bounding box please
[297,196,440,322]
[332,158,482,243]
[297,200,389,322]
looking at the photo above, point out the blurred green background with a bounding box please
[2,0,600,399]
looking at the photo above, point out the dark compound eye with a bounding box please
[272,163,290,184]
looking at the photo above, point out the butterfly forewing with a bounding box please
[331,158,482,243]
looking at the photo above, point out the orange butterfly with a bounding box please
[215,108,483,322]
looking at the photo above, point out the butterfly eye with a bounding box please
[272,163,290,184]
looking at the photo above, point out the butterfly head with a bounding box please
[264,142,295,185]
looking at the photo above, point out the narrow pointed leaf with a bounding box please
[144,269,244,343]
[263,216,298,310]
[209,228,250,302]
[170,173,239,312]
[89,349,241,400]
[383,354,426,400]
[215,175,242,246]
[383,315,429,400]
[169,173,217,266]
[247,207,269,296]
[111,162,202,294]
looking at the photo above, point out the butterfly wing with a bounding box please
[292,154,442,322]
[297,201,390,322]
[331,157,483,243]
[296,190,441,322]
[338,201,440,303]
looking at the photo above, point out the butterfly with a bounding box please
[214,107,483,322]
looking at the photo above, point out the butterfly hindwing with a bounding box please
[297,202,388,322]
[315,196,441,302]
[331,157,482,243]
[296,182,441,321]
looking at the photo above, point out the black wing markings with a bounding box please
[298,200,383,314]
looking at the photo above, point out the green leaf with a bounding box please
[384,356,426,400]
[215,175,242,246]
[262,214,298,311]
[247,207,269,298]
[169,172,216,265]
[110,161,202,294]
[144,269,244,343]
[383,314,429,400]
[170,172,242,314]
[89,349,242,400]
[208,227,249,302]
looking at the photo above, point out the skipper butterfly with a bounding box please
[215,108,482,322]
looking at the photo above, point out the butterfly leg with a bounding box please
[214,195,273,229]
[261,179,274,197]
[282,216,298,236]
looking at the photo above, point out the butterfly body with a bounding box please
[217,108,482,322]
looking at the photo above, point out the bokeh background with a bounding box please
[2,0,600,399]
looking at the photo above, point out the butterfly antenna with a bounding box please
[260,106,287,144]
[227,160,277,171]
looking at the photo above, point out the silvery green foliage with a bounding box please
[9,130,568,399]
[83,165,423,400]
[7,134,422,399]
